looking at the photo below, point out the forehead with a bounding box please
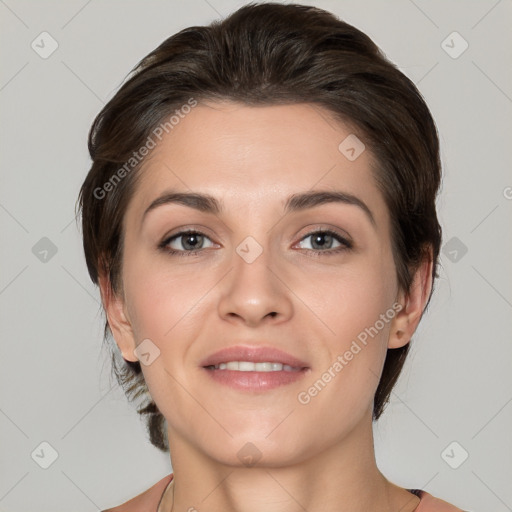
[126,101,389,225]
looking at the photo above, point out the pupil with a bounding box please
[312,233,332,249]
[183,233,202,250]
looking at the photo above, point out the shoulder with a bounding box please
[415,490,467,511]
[101,473,173,512]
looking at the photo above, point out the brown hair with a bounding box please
[78,2,442,452]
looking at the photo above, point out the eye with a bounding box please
[162,230,216,253]
[296,230,352,252]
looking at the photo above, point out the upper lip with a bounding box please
[200,345,309,368]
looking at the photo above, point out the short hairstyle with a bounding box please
[78,2,442,452]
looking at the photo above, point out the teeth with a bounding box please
[211,361,300,372]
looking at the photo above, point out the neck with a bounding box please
[164,412,420,512]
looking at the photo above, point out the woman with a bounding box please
[78,3,466,511]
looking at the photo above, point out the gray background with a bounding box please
[0,0,511,511]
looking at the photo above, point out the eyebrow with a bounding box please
[142,189,375,227]
[284,190,375,226]
[142,192,221,222]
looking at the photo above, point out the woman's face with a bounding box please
[111,101,406,466]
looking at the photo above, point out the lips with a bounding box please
[199,345,309,369]
[200,345,310,392]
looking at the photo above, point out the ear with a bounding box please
[98,272,138,362]
[388,248,434,349]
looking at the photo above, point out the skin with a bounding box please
[100,102,433,512]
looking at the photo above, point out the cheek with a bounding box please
[299,252,396,344]
[296,252,397,400]
[122,253,219,341]
[120,256,213,416]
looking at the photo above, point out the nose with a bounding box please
[217,245,294,327]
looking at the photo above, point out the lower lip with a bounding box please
[202,367,309,391]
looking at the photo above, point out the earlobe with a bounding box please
[388,251,434,349]
[387,296,410,349]
[98,273,138,362]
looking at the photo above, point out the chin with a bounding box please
[200,430,313,469]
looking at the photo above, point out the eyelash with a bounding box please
[296,229,353,256]
[158,230,215,258]
[158,229,353,257]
